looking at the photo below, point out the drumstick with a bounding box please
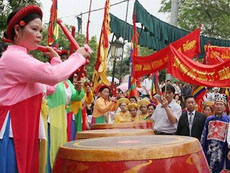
[56,18,93,54]
[57,19,80,49]
[70,26,76,54]
[2,38,62,54]
[57,18,93,81]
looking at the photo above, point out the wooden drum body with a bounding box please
[53,135,209,173]
[76,129,154,140]
[90,121,153,130]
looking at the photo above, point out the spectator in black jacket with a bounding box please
[176,95,206,141]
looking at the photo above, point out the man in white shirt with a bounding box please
[141,74,153,98]
[151,84,182,135]
[207,87,220,102]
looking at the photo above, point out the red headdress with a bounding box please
[97,84,111,93]
[60,49,69,56]
[6,5,43,40]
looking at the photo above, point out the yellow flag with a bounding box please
[92,0,110,92]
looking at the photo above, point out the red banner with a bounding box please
[132,28,201,78]
[168,45,230,87]
[48,0,58,47]
[205,45,230,64]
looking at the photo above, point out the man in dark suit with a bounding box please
[176,95,206,141]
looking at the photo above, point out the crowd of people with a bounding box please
[1,4,230,173]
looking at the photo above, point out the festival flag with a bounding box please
[168,44,230,87]
[48,0,59,47]
[192,86,207,112]
[92,0,110,92]
[204,44,228,65]
[131,13,138,56]
[128,12,139,98]
[128,51,139,98]
[128,75,139,98]
[203,43,210,64]
[132,27,201,78]
[150,72,159,100]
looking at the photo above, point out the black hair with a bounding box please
[147,103,156,109]
[185,95,195,102]
[99,86,110,93]
[5,8,42,40]
[129,96,137,102]
[0,42,8,57]
[60,54,68,61]
[162,84,175,94]
[203,105,213,112]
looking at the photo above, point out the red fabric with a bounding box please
[82,107,87,131]
[132,13,138,56]
[132,28,201,78]
[0,94,42,173]
[91,117,96,124]
[94,0,110,72]
[47,0,58,47]
[168,45,230,87]
[66,112,73,141]
[70,26,76,54]
[0,106,9,131]
[205,45,228,65]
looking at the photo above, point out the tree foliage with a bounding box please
[159,0,230,39]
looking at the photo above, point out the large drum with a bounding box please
[53,135,210,173]
[76,129,154,140]
[90,121,153,130]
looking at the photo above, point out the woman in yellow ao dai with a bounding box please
[114,98,131,123]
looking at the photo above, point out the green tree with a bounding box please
[86,36,98,80]
[107,44,134,82]
[159,0,230,39]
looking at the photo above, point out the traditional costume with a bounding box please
[71,78,93,133]
[114,98,130,123]
[47,79,85,170]
[138,99,150,120]
[92,85,119,124]
[0,5,86,173]
[201,94,230,173]
[127,103,141,122]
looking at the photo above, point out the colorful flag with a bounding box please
[132,27,201,78]
[48,0,59,47]
[128,54,139,98]
[192,86,206,112]
[131,13,138,56]
[168,44,230,87]
[150,72,159,100]
[92,0,110,92]
[204,44,228,65]
[128,12,139,98]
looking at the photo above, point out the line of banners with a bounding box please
[132,28,201,78]
[132,27,230,87]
